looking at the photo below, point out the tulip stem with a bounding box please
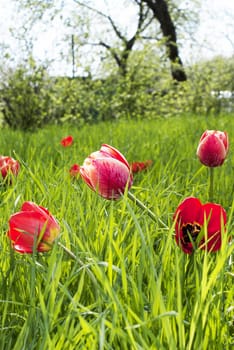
[58,242,84,265]
[127,191,168,228]
[209,167,214,202]
[58,242,102,292]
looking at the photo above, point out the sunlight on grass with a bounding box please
[0,115,233,349]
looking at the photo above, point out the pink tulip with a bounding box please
[196,130,229,167]
[79,144,133,199]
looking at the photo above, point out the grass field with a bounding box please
[0,115,233,349]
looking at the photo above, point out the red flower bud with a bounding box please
[196,130,229,167]
[79,144,133,200]
[130,160,153,173]
[0,156,20,179]
[7,202,60,253]
[69,163,80,177]
[60,135,73,147]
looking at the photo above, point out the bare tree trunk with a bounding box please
[142,0,187,81]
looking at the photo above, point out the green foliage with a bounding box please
[50,53,234,122]
[51,77,112,124]
[0,115,233,349]
[186,56,234,115]
[0,59,54,131]
[0,54,233,130]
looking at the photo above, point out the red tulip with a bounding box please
[130,160,153,173]
[60,135,73,147]
[196,130,229,167]
[69,163,80,177]
[79,144,133,199]
[0,156,20,179]
[7,201,60,253]
[173,197,226,254]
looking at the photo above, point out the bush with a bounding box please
[186,56,234,115]
[0,59,54,130]
[0,54,233,130]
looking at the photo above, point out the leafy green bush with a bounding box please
[186,56,234,115]
[51,77,112,124]
[0,59,54,130]
[0,54,233,130]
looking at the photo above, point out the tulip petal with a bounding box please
[174,196,227,254]
[69,164,80,177]
[0,156,20,179]
[85,158,132,199]
[220,131,229,150]
[196,130,229,167]
[79,161,97,190]
[202,203,227,251]
[12,244,36,254]
[100,144,130,170]
[130,160,153,173]
[8,210,59,253]
[80,144,132,199]
[60,135,73,147]
[203,203,226,232]
[173,197,204,225]
[8,212,46,252]
[21,201,50,217]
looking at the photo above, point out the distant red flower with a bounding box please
[7,201,60,253]
[196,130,229,167]
[60,135,73,147]
[69,164,80,177]
[0,156,20,179]
[173,197,226,254]
[79,144,133,200]
[130,160,153,173]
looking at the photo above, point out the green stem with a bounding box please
[127,191,168,228]
[58,242,84,265]
[57,242,100,291]
[209,167,214,202]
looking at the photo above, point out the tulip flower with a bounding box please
[79,144,133,200]
[0,156,20,180]
[196,130,229,202]
[173,197,226,254]
[7,201,60,253]
[130,160,153,173]
[69,163,80,177]
[196,130,229,167]
[60,135,73,147]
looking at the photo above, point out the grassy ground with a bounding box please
[0,115,233,349]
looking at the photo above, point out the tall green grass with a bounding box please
[0,115,233,349]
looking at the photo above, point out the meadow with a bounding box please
[0,114,233,350]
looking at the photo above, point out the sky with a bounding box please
[0,0,233,76]
[191,0,234,60]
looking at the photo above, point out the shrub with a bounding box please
[0,54,233,130]
[0,59,54,131]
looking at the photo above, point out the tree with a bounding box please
[12,0,192,81]
[74,0,154,76]
[75,0,188,81]
[142,0,187,81]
